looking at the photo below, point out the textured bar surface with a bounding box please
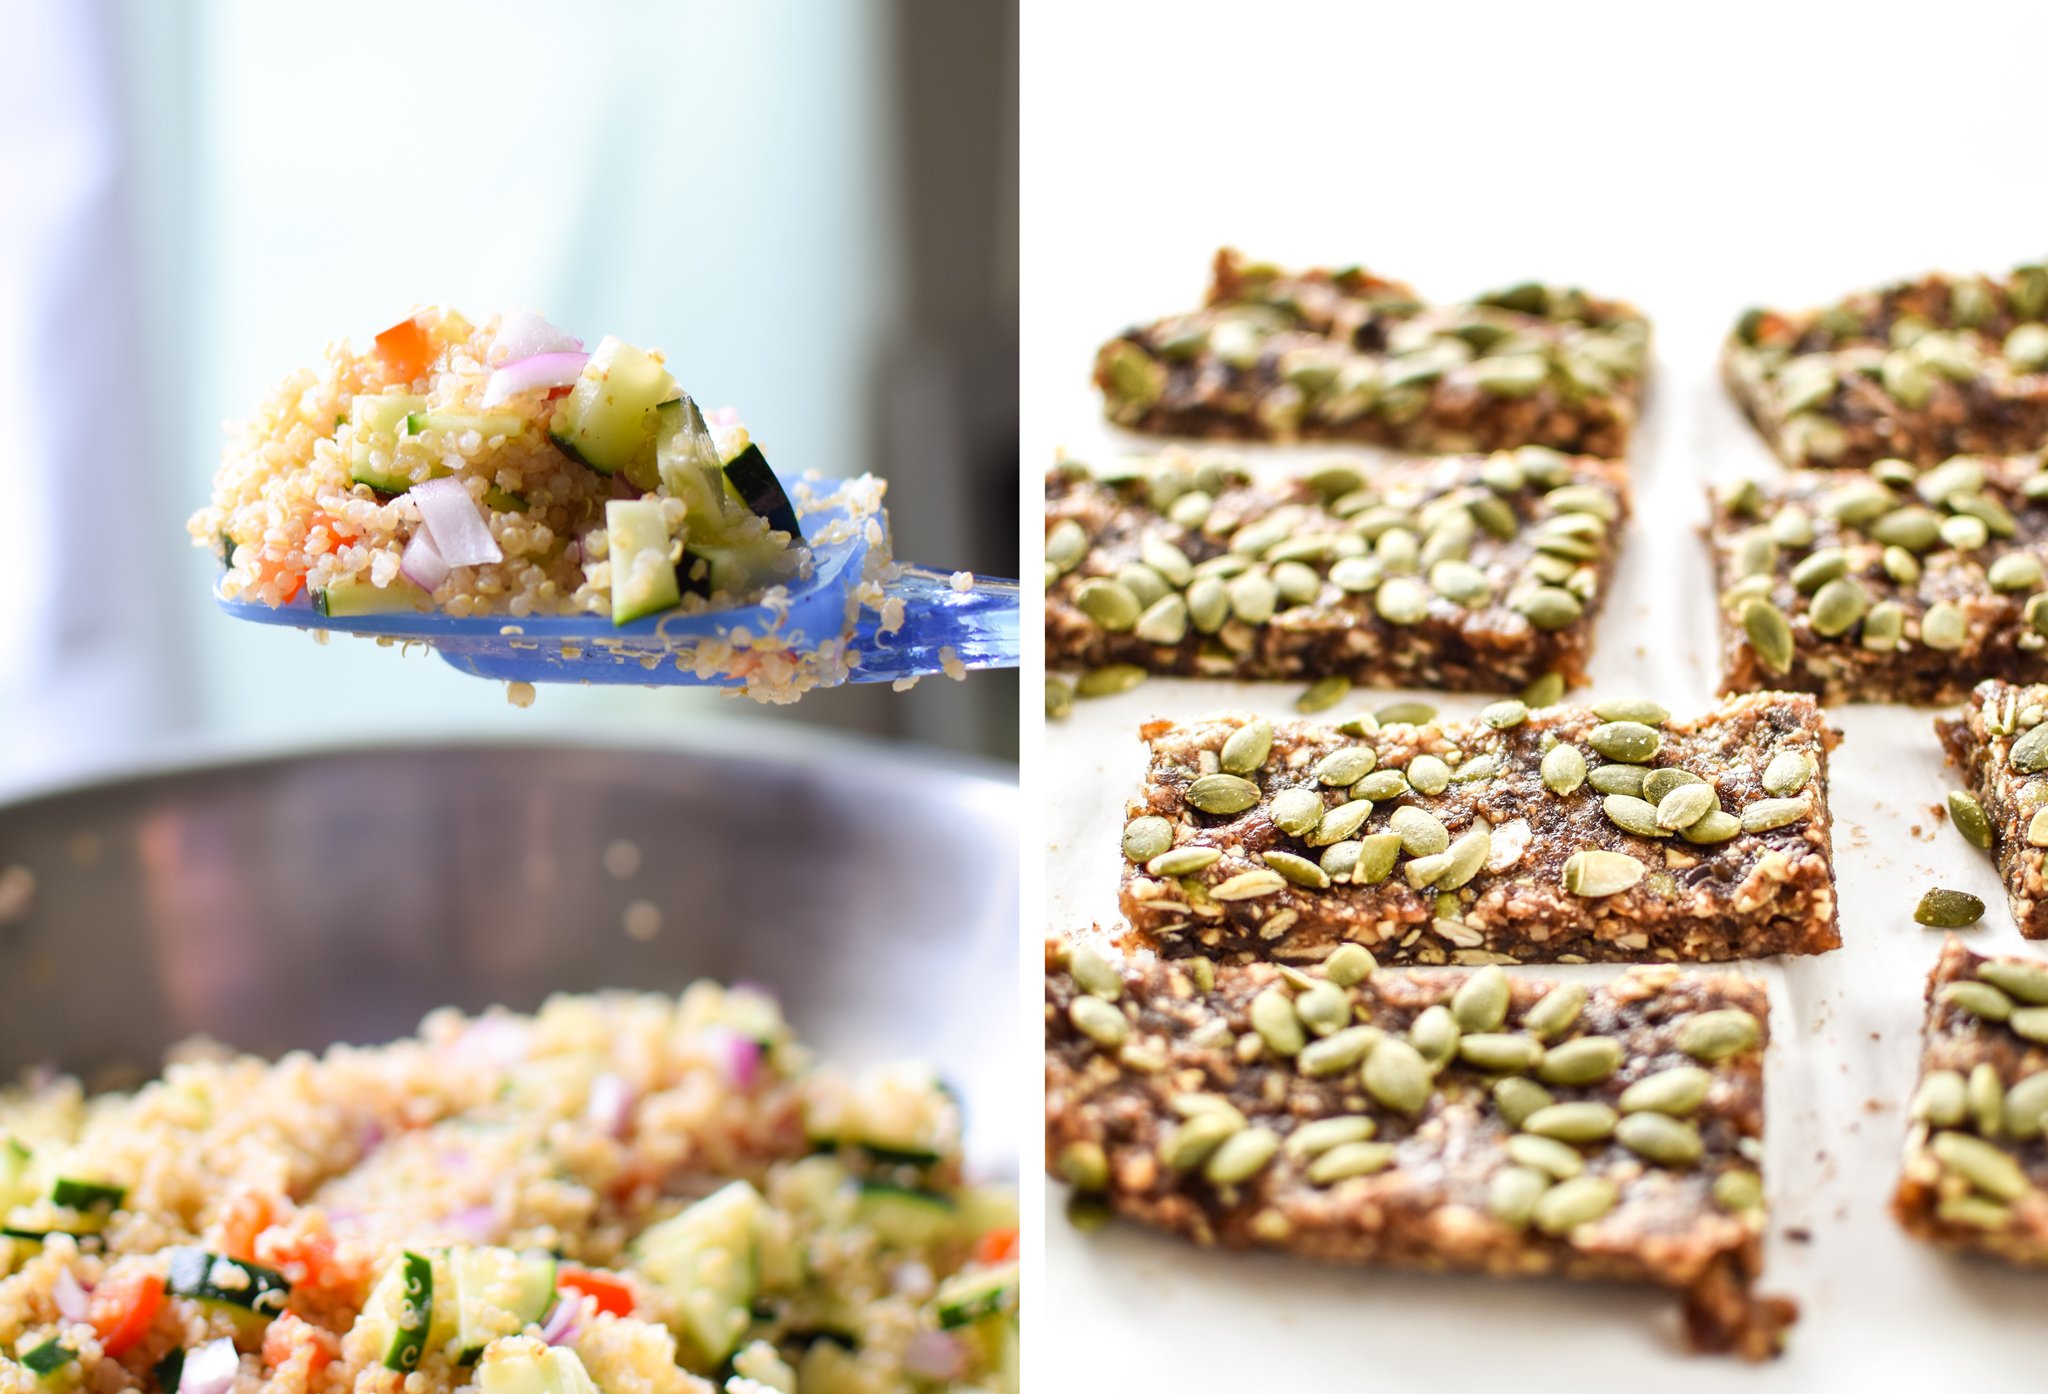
[1936,679,2048,938]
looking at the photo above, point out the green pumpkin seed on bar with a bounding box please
[1390,806,1451,857]
[2011,721,2048,772]
[1507,1132,1584,1181]
[1362,1036,1433,1115]
[1861,601,1905,650]
[1488,1165,1550,1230]
[1409,1003,1461,1067]
[1185,773,1262,815]
[2004,1073,2048,1140]
[1740,798,1808,833]
[1676,1009,1761,1061]
[1911,1070,1968,1127]
[1947,790,1993,850]
[1449,966,1511,1034]
[1323,943,1377,986]
[1939,979,2011,1019]
[1523,1101,1617,1143]
[1045,518,1088,571]
[1353,769,1409,801]
[1641,767,1704,804]
[1680,810,1742,844]
[1586,763,1647,797]
[1515,586,1584,631]
[1603,794,1667,838]
[1978,959,2048,1004]
[1561,849,1646,897]
[1761,751,1812,797]
[1307,1140,1396,1185]
[1989,553,2045,594]
[1186,576,1230,632]
[1941,514,1990,552]
[1809,576,1867,637]
[1316,747,1377,787]
[1077,664,1148,697]
[1712,1170,1764,1213]
[1588,721,1661,763]
[1494,1076,1555,1130]
[1540,744,1588,795]
[1375,576,1430,626]
[1375,701,1436,726]
[1160,1110,1242,1170]
[1352,831,1404,884]
[1522,984,1586,1042]
[1615,1112,1703,1167]
[1406,755,1452,796]
[1920,601,1968,651]
[1931,1130,2029,1201]
[1309,799,1373,848]
[1203,1126,1280,1186]
[1057,1140,1109,1191]
[1227,571,1279,624]
[1285,1115,1376,1156]
[1269,787,1326,838]
[1069,942,1123,1001]
[1074,577,1142,630]
[1741,599,1795,674]
[1537,1035,1623,1086]
[1970,1062,2007,1134]
[1221,719,1274,774]
[1123,816,1175,864]
[1880,545,1921,584]
[1298,675,1353,714]
[1298,1024,1381,1076]
[1619,1065,1712,1116]
[1589,696,1670,726]
[1318,840,1363,881]
[1522,673,1565,708]
[1069,995,1129,1048]
[1249,989,1306,1057]
[1046,676,1075,719]
[1790,548,1849,594]
[1656,783,1717,831]
[1263,850,1331,890]
[1458,1033,1544,1073]
[2030,805,2048,847]
[1211,869,1286,900]
[1937,1195,2013,1230]
[1147,846,1220,877]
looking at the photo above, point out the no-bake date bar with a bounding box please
[1935,679,2048,938]
[1096,248,1649,458]
[1709,456,2048,704]
[1893,936,2048,1264]
[1045,943,1794,1358]
[1046,447,1628,692]
[1118,694,1840,965]
[1724,260,2048,471]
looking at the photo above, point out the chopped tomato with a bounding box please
[89,1268,163,1359]
[215,1191,283,1263]
[972,1227,1018,1265]
[304,512,352,557]
[262,1313,338,1376]
[557,1266,635,1317]
[373,316,437,384]
[249,553,306,604]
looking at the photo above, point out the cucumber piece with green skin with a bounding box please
[451,1247,557,1363]
[165,1247,291,1318]
[48,1179,123,1213]
[933,1261,1017,1328]
[722,445,802,540]
[483,486,529,513]
[407,410,529,440]
[153,1349,183,1393]
[676,537,794,599]
[349,394,426,493]
[356,1251,457,1371]
[476,1342,600,1394]
[313,577,426,618]
[654,397,750,542]
[606,499,682,625]
[854,1184,957,1250]
[20,1338,72,1377]
[383,1251,434,1371]
[549,337,675,484]
[630,1180,762,1371]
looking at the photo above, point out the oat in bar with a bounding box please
[1893,936,2048,1264]
[1045,942,1795,1359]
[1095,248,1649,458]
[1046,447,1628,693]
[1724,260,2048,471]
[1935,679,2048,938]
[1117,694,1840,965]
[1709,456,2048,704]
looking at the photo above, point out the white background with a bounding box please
[1023,1,2048,1386]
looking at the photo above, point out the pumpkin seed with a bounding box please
[1616,1111,1703,1167]
[1185,773,1262,815]
[1320,841,1364,879]
[1133,594,1189,645]
[1989,553,2046,594]
[1212,870,1287,900]
[1676,1009,1761,1061]
[1809,576,1867,637]
[1603,794,1666,838]
[1910,1069,1968,1127]
[1881,545,1921,583]
[1458,1033,1544,1073]
[1324,943,1377,987]
[1404,754,1451,796]
[1483,699,1529,729]
[1712,1170,1764,1213]
[1354,831,1404,884]
[1522,984,1586,1041]
[1640,768,1703,805]
[2012,721,2048,772]
[1123,816,1175,864]
[1046,676,1075,719]
[1069,995,1129,1048]
[1586,762,1645,797]
[1077,664,1148,697]
[1410,828,1490,891]
[1451,966,1511,1034]
[1971,1062,2006,1135]
[1227,571,1279,624]
[1619,1065,1712,1116]
[1741,599,1795,674]
[1141,536,1194,587]
[1285,1115,1377,1156]
[2030,806,2048,847]
[1656,783,1717,831]
[1186,576,1230,632]
[1507,1133,1584,1181]
[1249,988,1306,1057]
[2005,1072,2048,1140]
[1221,719,1274,774]
[1531,1175,1620,1235]
[1516,586,1584,631]
[1921,601,1968,651]
[1057,1140,1108,1191]
[1937,1195,2013,1230]
[1537,1036,1623,1086]
[1409,1004,1461,1067]
[1524,1101,1618,1143]
[1362,1036,1433,1115]
[1740,798,1808,833]
[1540,744,1588,794]
[1298,1024,1381,1076]
[1204,1125,1281,1186]
[1309,799,1372,848]
[1494,1077,1555,1130]
[1523,672,1566,708]
[1978,959,2048,1005]
[1375,701,1436,726]
[1761,751,1812,797]
[1680,810,1742,844]
[1790,548,1849,594]
[1861,600,1904,650]
[1148,846,1221,877]
[1391,805,1451,857]
[1588,721,1660,763]
[1297,676,1353,714]
[2012,1006,2048,1044]
[1263,850,1331,890]
[1487,1164,1550,1229]
[1161,1110,1243,1170]
[1045,518,1088,571]
[1930,1130,2029,1201]
[1353,769,1410,801]
[1948,789,1994,850]
[1069,942,1123,1000]
[1269,788,1326,838]
[1316,748,1377,787]
[1307,1140,1396,1185]
[1375,576,1430,625]
[1075,577,1142,631]
[1561,849,1646,897]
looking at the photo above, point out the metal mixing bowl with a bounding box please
[0,735,1020,1164]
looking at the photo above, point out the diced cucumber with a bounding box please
[550,337,675,484]
[933,1262,1017,1329]
[312,577,425,618]
[0,1141,35,1213]
[956,1185,1019,1243]
[450,1247,557,1363]
[476,1342,599,1394]
[809,1065,960,1164]
[48,1179,122,1213]
[630,1180,762,1371]
[357,1250,436,1372]
[654,397,749,542]
[854,1184,957,1251]
[20,1338,72,1378]
[165,1247,291,1319]
[407,411,529,440]
[678,537,795,600]
[483,486,529,513]
[722,445,802,539]
[349,394,426,493]
[153,1349,183,1393]
[605,499,681,625]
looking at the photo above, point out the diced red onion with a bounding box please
[413,477,503,567]
[585,1073,634,1139]
[454,1017,530,1066]
[903,1332,967,1381]
[400,526,450,592]
[706,1028,761,1090]
[482,351,590,407]
[52,1268,89,1322]
[441,1203,499,1244]
[494,312,583,364]
[540,1295,583,1346]
[706,405,741,429]
[182,1338,240,1394]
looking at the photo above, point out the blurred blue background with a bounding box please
[0,0,1018,787]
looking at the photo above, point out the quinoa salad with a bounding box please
[0,984,1017,1394]
[187,309,906,702]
